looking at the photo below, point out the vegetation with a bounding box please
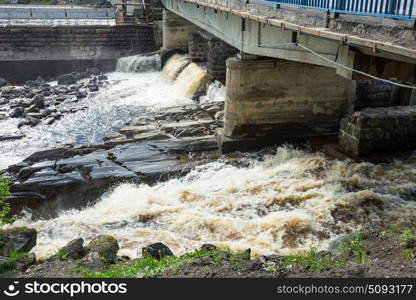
[55,249,69,260]
[338,229,368,263]
[80,249,248,278]
[0,250,27,273]
[400,249,416,261]
[0,175,14,226]
[399,230,416,248]
[282,249,347,272]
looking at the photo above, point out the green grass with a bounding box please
[399,230,416,248]
[282,249,347,272]
[80,249,247,278]
[0,175,14,226]
[401,249,416,261]
[382,225,416,249]
[0,251,27,273]
[55,249,69,260]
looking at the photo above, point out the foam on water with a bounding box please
[11,146,416,259]
[0,71,193,169]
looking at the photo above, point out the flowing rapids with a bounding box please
[0,55,219,169]
[116,54,161,73]
[0,72,192,168]
[11,147,416,259]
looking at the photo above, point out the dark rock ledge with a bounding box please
[5,101,225,218]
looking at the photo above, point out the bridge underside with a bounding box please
[161,1,416,156]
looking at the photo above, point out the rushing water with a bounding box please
[11,146,416,259]
[0,54,213,169]
[4,54,416,260]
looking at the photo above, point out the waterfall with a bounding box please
[161,54,191,81]
[161,54,210,98]
[200,80,226,103]
[116,54,161,73]
[174,63,209,98]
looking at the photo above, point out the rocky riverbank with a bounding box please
[0,68,108,137]
[5,99,224,218]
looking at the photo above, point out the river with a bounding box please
[3,54,416,260]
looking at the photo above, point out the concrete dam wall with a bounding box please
[0,25,158,82]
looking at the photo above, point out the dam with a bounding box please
[0,0,416,279]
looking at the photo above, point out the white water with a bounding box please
[0,71,193,169]
[200,81,226,103]
[11,146,416,259]
[116,54,161,73]
[4,54,415,261]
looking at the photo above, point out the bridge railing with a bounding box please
[264,0,415,19]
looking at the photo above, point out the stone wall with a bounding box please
[0,25,157,82]
[188,32,208,62]
[207,38,238,80]
[339,106,416,155]
[354,80,412,110]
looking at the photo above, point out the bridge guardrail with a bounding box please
[264,0,415,19]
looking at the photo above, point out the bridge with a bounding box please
[160,0,416,156]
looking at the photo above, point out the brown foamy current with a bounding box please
[10,146,416,259]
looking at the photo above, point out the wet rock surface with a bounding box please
[5,101,224,217]
[0,70,108,129]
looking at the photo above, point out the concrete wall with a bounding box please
[162,9,198,51]
[224,57,355,139]
[0,25,157,82]
[0,25,156,61]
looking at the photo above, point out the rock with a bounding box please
[0,77,8,88]
[43,117,55,125]
[26,105,39,113]
[0,227,37,256]
[0,134,25,142]
[76,90,87,99]
[33,95,45,109]
[57,74,77,85]
[86,67,101,75]
[142,242,174,259]
[328,234,351,255]
[17,119,32,128]
[10,107,25,118]
[214,111,224,120]
[58,238,84,259]
[97,74,108,81]
[26,112,43,119]
[201,244,217,251]
[86,235,119,263]
[88,85,99,92]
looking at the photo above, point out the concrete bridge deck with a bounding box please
[162,0,416,82]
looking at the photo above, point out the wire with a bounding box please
[296,42,416,90]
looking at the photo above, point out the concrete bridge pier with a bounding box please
[161,10,198,65]
[217,56,356,153]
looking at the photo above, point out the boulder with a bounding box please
[33,95,45,109]
[88,85,99,92]
[10,107,25,118]
[0,227,37,256]
[0,77,8,88]
[58,238,84,259]
[142,242,174,259]
[85,235,119,263]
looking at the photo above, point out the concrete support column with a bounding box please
[217,57,355,152]
[188,32,207,62]
[162,10,198,52]
[207,38,238,80]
